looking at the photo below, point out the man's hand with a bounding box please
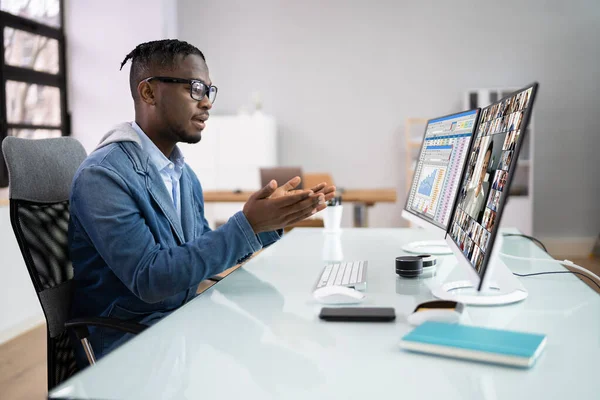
[270,176,336,207]
[243,179,326,234]
[306,181,336,204]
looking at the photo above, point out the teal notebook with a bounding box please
[399,321,546,368]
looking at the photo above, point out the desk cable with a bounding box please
[500,253,600,290]
[502,233,548,252]
[499,234,600,290]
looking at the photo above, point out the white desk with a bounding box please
[50,228,600,399]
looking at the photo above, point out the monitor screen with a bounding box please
[405,109,479,230]
[448,84,537,278]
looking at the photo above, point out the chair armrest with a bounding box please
[65,317,148,340]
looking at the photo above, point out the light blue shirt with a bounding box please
[131,122,184,221]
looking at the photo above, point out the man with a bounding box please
[463,139,493,222]
[68,39,335,363]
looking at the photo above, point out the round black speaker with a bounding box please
[395,256,423,278]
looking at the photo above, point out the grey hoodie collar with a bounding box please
[95,122,142,151]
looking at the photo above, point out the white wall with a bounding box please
[177,0,600,239]
[0,0,177,344]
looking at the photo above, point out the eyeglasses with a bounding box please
[142,76,218,103]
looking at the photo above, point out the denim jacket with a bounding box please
[68,122,281,361]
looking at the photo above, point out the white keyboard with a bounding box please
[315,260,368,291]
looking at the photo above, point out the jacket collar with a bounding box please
[99,123,198,244]
[144,159,186,244]
[179,170,196,242]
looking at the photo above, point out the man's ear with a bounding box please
[138,80,156,105]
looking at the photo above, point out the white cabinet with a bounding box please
[178,112,277,228]
[464,88,534,235]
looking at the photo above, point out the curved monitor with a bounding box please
[403,109,480,237]
[446,83,538,295]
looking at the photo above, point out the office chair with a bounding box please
[2,137,148,390]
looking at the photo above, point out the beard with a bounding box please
[166,120,203,145]
[178,129,202,144]
[158,104,204,145]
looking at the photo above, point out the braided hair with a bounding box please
[120,39,206,100]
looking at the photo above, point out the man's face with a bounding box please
[154,54,212,144]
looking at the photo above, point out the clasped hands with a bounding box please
[243,176,336,234]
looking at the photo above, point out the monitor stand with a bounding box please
[402,240,453,255]
[431,256,528,306]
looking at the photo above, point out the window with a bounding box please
[0,0,68,187]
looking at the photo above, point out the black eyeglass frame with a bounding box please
[141,76,218,103]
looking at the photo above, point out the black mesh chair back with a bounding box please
[2,136,87,390]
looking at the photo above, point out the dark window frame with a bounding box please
[0,1,69,187]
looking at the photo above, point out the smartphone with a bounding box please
[319,307,396,322]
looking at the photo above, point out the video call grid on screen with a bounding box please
[448,84,536,275]
[405,109,479,230]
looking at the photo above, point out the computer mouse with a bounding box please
[407,309,462,326]
[313,286,365,305]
